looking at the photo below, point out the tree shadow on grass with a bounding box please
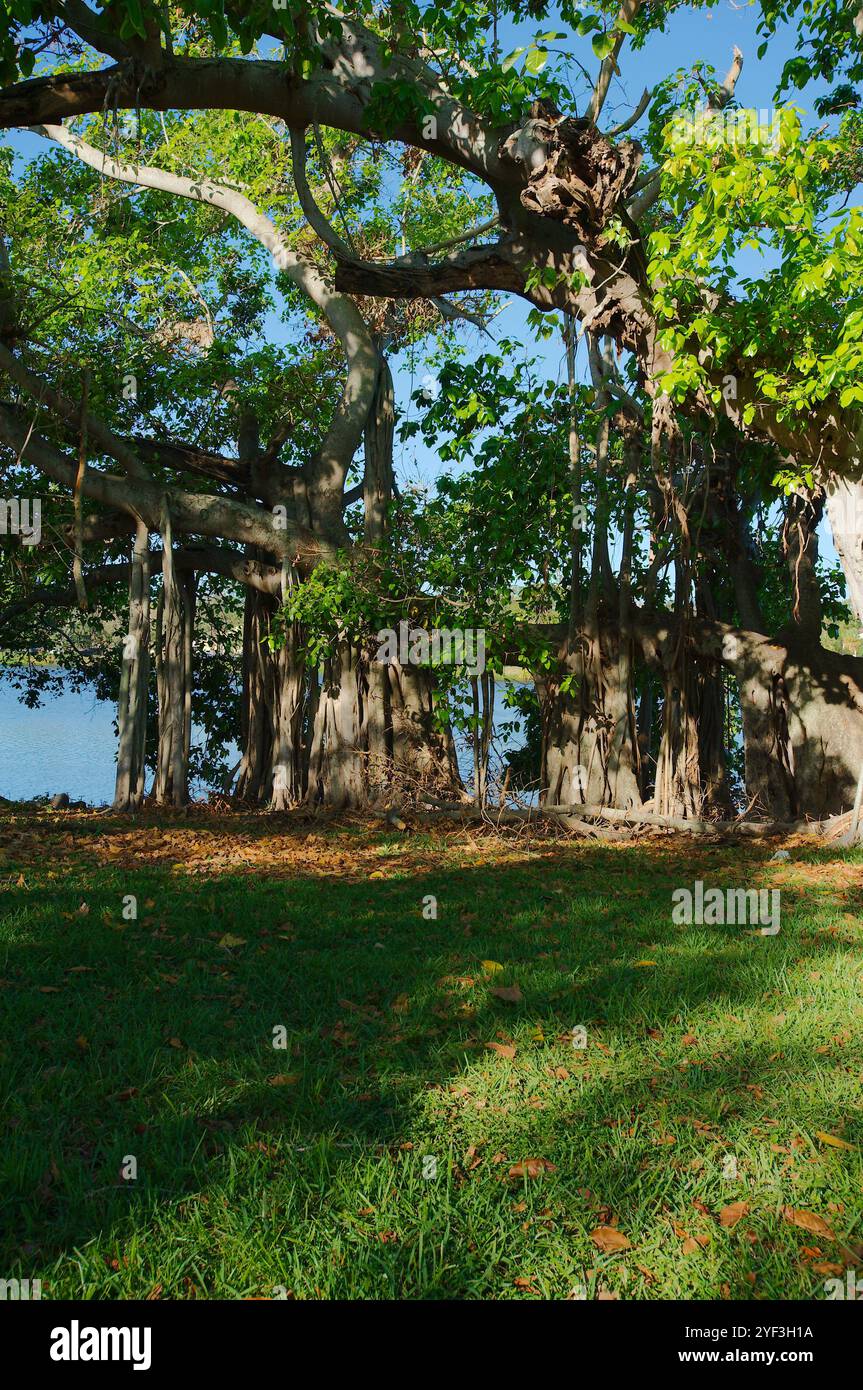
[1,811,862,1297]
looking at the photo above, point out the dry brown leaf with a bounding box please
[590,1226,631,1253]
[490,984,523,1003]
[485,1041,516,1060]
[719,1200,751,1229]
[781,1207,836,1240]
[267,1073,299,1086]
[508,1157,556,1179]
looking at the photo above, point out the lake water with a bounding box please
[0,670,526,805]
[0,674,121,804]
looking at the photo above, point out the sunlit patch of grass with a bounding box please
[0,810,861,1299]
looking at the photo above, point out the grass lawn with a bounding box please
[1,808,862,1300]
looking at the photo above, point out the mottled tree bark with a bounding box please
[114,519,151,812]
[236,570,307,809]
[154,524,193,808]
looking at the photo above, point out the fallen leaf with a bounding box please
[719,1200,751,1229]
[590,1226,631,1253]
[267,1073,299,1086]
[490,984,523,1003]
[781,1207,836,1240]
[218,933,246,948]
[481,960,504,974]
[508,1157,556,1179]
[485,1041,516,1060]
[814,1131,858,1152]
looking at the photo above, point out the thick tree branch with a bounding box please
[35,120,381,535]
[0,402,329,568]
[0,544,282,631]
[0,339,150,481]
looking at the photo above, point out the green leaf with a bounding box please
[501,46,526,73]
[592,33,616,61]
[119,0,149,41]
[523,47,549,76]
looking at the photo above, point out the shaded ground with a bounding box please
[1,807,862,1300]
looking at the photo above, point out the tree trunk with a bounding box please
[653,638,703,820]
[154,527,192,808]
[783,644,863,817]
[270,573,307,811]
[737,652,796,819]
[696,659,735,817]
[236,580,275,804]
[236,569,307,809]
[113,519,151,812]
[826,476,863,627]
[387,660,463,800]
[307,639,367,809]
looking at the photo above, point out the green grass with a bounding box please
[1,810,862,1300]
